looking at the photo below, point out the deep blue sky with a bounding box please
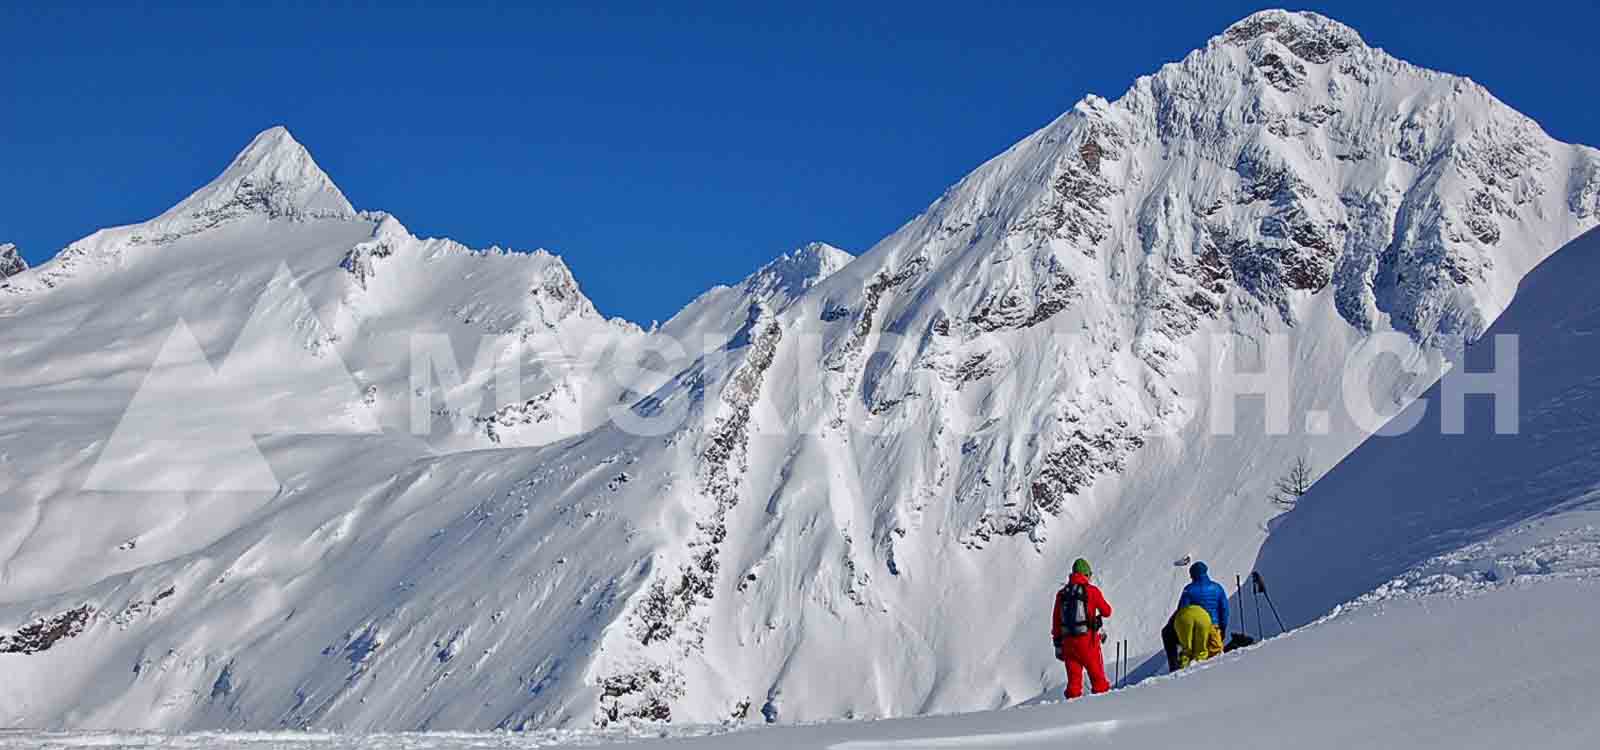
[3,1,1597,324]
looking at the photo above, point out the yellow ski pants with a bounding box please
[1175,604,1223,667]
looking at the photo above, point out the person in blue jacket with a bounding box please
[1162,560,1231,670]
[1180,562,1228,632]
[1177,561,1228,656]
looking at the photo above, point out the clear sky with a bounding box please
[3,1,1597,324]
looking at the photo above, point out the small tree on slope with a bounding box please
[1271,456,1315,509]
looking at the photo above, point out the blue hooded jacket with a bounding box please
[1178,562,1228,634]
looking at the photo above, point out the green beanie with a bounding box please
[1072,558,1092,576]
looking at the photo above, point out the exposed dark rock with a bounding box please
[1256,51,1307,91]
[1224,11,1360,64]
[0,243,25,282]
[966,263,1078,332]
[0,605,93,655]
[1029,126,1125,248]
[339,237,393,289]
[1016,424,1146,535]
[475,388,561,444]
[596,666,682,725]
[612,307,785,721]
[1571,158,1600,219]
[829,257,928,372]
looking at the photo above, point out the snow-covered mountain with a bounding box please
[1,9,1597,733]
[11,218,1600,745]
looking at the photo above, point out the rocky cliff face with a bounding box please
[1,9,1597,734]
[753,8,1599,545]
[0,243,25,281]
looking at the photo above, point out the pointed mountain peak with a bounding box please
[748,241,854,295]
[155,126,355,228]
[658,242,854,339]
[1215,9,1365,63]
[793,241,854,267]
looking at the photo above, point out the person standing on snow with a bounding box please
[1051,558,1113,699]
[1174,561,1228,662]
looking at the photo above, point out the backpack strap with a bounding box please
[1061,583,1091,635]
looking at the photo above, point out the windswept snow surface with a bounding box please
[3,8,1600,735]
[5,575,1597,747]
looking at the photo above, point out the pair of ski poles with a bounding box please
[1236,571,1287,637]
[1104,572,1288,692]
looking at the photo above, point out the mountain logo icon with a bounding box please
[84,264,377,493]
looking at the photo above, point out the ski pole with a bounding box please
[1122,639,1129,686]
[1250,572,1264,638]
[1236,574,1247,639]
[1263,592,1287,635]
[1252,572,1287,634]
[1115,640,1122,688]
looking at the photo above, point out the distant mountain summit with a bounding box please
[747,241,854,299]
[1,10,1596,733]
[154,125,357,230]
[660,241,854,341]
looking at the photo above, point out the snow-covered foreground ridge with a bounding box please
[1,8,1597,732]
[8,576,1600,748]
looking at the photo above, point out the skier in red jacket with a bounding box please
[1051,558,1113,699]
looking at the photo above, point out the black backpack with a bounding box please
[1060,583,1093,636]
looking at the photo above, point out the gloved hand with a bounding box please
[1099,632,1108,644]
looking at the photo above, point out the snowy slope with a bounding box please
[7,574,1599,747]
[0,128,851,731]
[2,9,1599,734]
[1256,226,1600,626]
[0,129,665,729]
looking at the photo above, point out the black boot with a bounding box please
[1161,617,1181,672]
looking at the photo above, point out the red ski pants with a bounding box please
[1060,634,1110,699]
